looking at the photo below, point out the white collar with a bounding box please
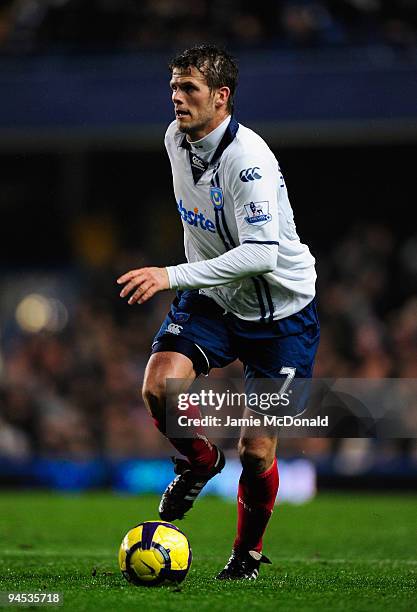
[188,116,231,155]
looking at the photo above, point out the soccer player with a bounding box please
[118,44,319,580]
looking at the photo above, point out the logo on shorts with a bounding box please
[239,167,262,182]
[167,323,183,335]
[210,186,224,210]
[244,201,272,226]
[173,312,190,323]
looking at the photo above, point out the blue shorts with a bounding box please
[152,290,320,384]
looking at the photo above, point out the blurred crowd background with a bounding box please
[1,0,417,54]
[1,0,417,493]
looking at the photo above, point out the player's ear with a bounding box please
[215,86,230,109]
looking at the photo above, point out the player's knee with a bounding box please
[238,441,271,475]
[142,378,166,418]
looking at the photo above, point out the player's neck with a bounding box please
[187,115,231,152]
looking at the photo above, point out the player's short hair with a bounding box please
[169,44,239,113]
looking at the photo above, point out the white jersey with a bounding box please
[165,116,316,322]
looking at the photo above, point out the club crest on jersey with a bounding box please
[210,186,224,210]
[244,201,272,226]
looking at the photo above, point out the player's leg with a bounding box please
[142,350,220,474]
[217,298,320,579]
[145,290,237,520]
[235,434,279,553]
[142,350,195,440]
[216,430,278,580]
[143,350,225,521]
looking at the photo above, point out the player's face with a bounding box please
[170,66,227,140]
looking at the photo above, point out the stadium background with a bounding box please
[1,0,417,501]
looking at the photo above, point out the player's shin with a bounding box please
[153,400,218,475]
[234,456,279,553]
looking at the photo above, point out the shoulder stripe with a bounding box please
[211,164,270,323]
[214,208,232,250]
[221,209,236,248]
[211,117,239,165]
[211,171,233,250]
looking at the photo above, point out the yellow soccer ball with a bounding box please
[119,521,192,586]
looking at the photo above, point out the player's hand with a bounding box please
[117,267,170,305]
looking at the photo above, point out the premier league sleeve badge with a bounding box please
[210,186,224,210]
[244,201,272,226]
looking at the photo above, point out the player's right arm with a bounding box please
[166,243,277,290]
[117,267,170,305]
[166,149,280,290]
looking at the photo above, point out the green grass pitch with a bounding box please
[1,492,416,611]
